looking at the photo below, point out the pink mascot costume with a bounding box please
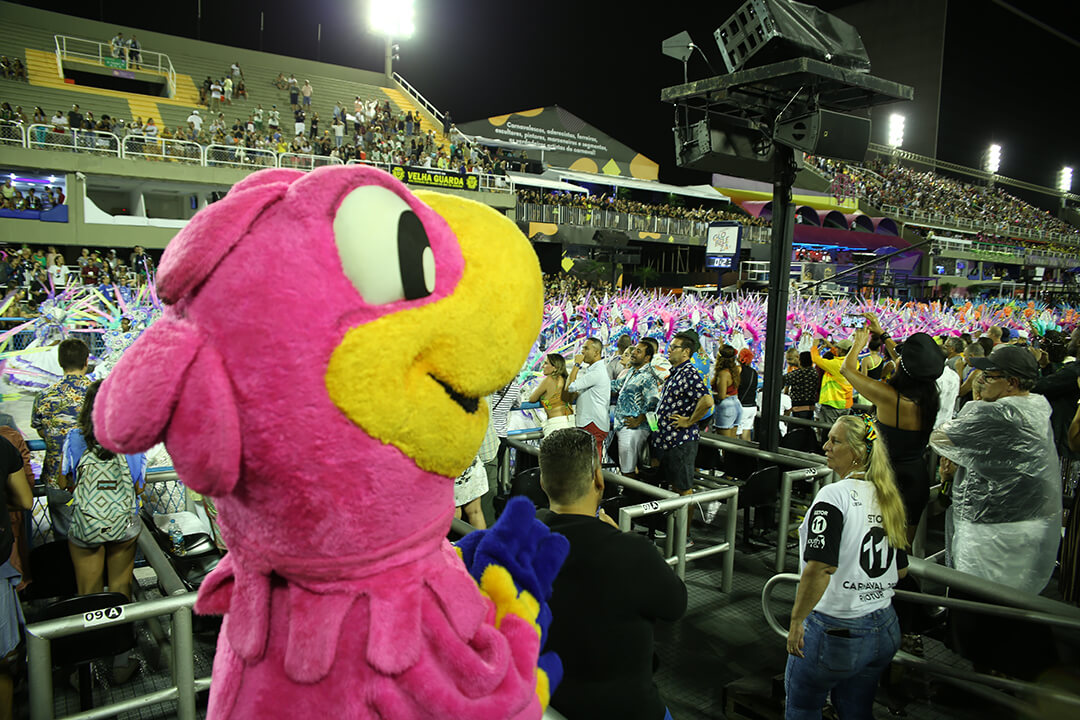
[94,166,568,718]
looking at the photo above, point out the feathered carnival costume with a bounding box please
[93,166,569,718]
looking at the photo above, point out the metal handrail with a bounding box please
[760,573,1080,715]
[393,72,445,126]
[204,143,276,170]
[121,135,202,164]
[277,152,345,171]
[25,124,121,156]
[505,437,739,587]
[26,593,205,720]
[0,120,26,147]
[54,34,176,97]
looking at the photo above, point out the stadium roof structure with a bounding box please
[546,169,730,203]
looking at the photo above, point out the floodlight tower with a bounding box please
[1060,166,1074,209]
[984,143,1002,186]
[370,0,416,79]
[887,113,905,164]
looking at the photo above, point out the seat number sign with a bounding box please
[83,606,125,627]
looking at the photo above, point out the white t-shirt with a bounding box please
[799,476,907,618]
[934,367,960,429]
[187,113,203,132]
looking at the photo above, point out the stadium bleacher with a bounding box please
[0,2,446,153]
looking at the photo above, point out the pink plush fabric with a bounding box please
[94,166,544,718]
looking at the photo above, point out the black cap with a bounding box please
[896,332,944,381]
[969,345,1039,381]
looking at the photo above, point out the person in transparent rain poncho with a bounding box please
[930,345,1062,595]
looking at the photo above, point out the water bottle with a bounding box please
[168,518,185,556]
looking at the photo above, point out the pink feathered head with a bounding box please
[94,166,543,562]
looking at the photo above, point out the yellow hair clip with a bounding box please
[863,415,878,443]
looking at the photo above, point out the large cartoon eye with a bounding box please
[333,185,436,305]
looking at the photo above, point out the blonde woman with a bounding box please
[785,414,908,719]
[530,353,574,436]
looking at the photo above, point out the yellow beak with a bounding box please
[325,190,542,477]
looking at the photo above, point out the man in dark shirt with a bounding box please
[537,428,687,720]
[653,331,714,495]
[0,433,33,718]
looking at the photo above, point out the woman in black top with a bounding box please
[841,316,942,544]
[784,349,819,419]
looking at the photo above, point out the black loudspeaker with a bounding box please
[714,0,871,74]
[773,109,870,161]
[674,118,778,183]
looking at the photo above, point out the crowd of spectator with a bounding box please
[1,245,154,314]
[108,30,143,69]
[1,177,64,212]
[811,156,1080,241]
[543,272,614,303]
[0,56,28,82]
[518,190,767,227]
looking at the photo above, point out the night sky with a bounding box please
[12,0,1079,206]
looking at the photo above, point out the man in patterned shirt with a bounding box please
[30,338,91,539]
[611,340,661,477]
[653,332,714,496]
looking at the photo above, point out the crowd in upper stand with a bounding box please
[0,56,28,82]
[517,189,767,226]
[812,156,1080,241]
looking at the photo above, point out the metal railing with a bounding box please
[761,561,1080,718]
[393,72,445,128]
[25,124,120,156]
[0,120,26,147]
[55,35,177,97]
[881,203,1080,247]
[278,152,344,171]
[5,129,516,192]
[122,135,202,164]
[204,143,277,170]
[505,435,739,588]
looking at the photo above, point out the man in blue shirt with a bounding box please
[611,340,660,477]
[653,332,714,496]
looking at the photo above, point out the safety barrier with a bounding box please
[25,124,120,156]
[506,435,739,588]
[55,35,177,97]
[698,433,834,573]
[278,152,344,172]
[393,72,445,128]
[761,561,1080,718]
[881,203,1079,246]
[122,135,202,164]
[2,130,514,191]
[0,120,25,147]
[203,143,276,170]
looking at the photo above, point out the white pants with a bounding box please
[616,425,650,474]
[737,405,757,432]
[542,414,575,437]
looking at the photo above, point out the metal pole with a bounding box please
[260,11,264,52]
[173,606,197,720]
[27,633,53,720]
[776,471,794,572]
[799,232,936,293]
[722,493,738,592]
[197,0,202,40]
[317,23,321,62]
[759,145,797,453]
[384,35,393,79]
[674,505,688,579]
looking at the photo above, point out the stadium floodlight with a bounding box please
[1060,166,1074,194]
[986,143,1001,174]
[48,175,56,183]
[887,113,905,148]
[369,0,415,38]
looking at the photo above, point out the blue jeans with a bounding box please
[785,607,900,719]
